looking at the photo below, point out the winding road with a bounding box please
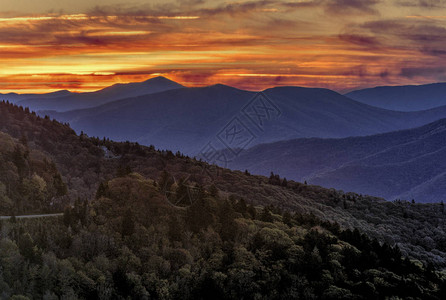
[0,213,63,220]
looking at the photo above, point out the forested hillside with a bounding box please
[0,130,67,215]
[222,118,446,202]
[0,173,444,299]
[1,101,446,298]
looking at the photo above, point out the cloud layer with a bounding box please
[0,0,445,93]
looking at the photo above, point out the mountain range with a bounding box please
[0,89,72,104]
[346,83,446,111]
[43,83,446,155]
[2,76,183,112]
[224,118,446,202]
[5,77,446,202]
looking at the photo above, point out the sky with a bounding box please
[0,0,445,93]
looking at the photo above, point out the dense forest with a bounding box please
[0,130,67,215]
[1,173,445,299]
[1,100,446,298]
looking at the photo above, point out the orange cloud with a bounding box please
[0,1,445,93]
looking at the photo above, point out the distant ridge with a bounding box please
[0,89,73,104]
[224,118,446,202]
[346,82,446,111]
[14,76,184,112]
[44,84,446,155]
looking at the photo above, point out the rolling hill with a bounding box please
[45,84,446,155]
[346,83,446,111]
[13,76,183,112]
[224,118,446,202]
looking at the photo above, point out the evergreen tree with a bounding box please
[282,177,288,187]
[121,209,135,237]
[53,174,67,197]
[186,197,214,233]
[95,182,109,199]
[283,211,292,227]
[260,207,274,222]
[18,233,36,262]
[116,165,132,177]
[158,170,174,193]
[247,204,257,219]
[234,198,248,215]
[63,206,72,227]
[175,178,189,205]
[219,200,237,242]
[208,184,219,198]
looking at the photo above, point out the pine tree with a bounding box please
[18,233,36,262]
[208,184,219,198]
[121,209,135,237]
[218,200,237,242]
[95,182,109,199]
[235,198,248,215]
[12,145,26,178]
[260,207,274,222]
[158,170,173,193]
[282,177,288,187]
[53,174,67,197]
[175,178,189,205]
[63,207,72,227]
[186,197,214,233]
[168,216,182,241]
[116,165,132,177]
[247,204,257,219]
[283,211,292,227]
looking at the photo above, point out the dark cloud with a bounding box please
[421,48,446,56]
[352,19,446,57]
[379,69,390,78]
[189,0,278,17]
[337,15,446,83]
[324,0,380,15]
[88,0,277,18]
[400,66,446,79]
[281,0,322,9]
[338,34,382,48]
[396,0,445,8]
[176,0,205,5]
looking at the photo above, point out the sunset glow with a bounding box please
[1,0,446,93]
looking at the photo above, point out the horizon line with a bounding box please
[2,75,446,96]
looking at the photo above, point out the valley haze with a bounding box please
[3,77,446,203]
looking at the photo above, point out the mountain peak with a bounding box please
[206,83,247,92]
[346,82,446,111]
[99,76,184,94]
[16,76,185,112]
[143,76,182,86]
[49,90,72,96]
[263,85,344,100]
